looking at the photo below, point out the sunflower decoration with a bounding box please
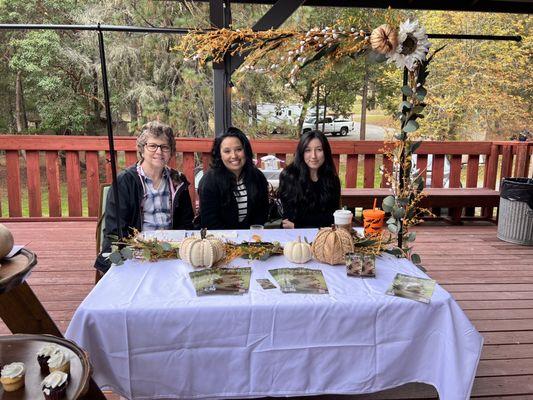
[386,19,431,71]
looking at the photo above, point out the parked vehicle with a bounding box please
[302,116,355,136]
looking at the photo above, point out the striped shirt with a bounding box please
[137,165,172,231]
[234,179,248,223]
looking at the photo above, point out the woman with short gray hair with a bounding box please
[95,121,194,273]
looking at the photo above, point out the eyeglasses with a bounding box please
[144,143,171,153]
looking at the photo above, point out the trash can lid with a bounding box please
[501,178,533,210]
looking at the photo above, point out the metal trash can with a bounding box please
[497,178,533,246]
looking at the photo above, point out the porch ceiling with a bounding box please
[194,0,532,14]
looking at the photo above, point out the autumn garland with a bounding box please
[177,18,436,265]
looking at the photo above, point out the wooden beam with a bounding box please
[200,0,533,14]
[211,0,233,136]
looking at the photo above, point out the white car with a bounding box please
[302,116,354,136]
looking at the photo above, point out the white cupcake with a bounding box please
[0,362,25,392]
[47,350,70,375]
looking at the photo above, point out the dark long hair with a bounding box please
[209,127,262,205]
[279,130,339,215]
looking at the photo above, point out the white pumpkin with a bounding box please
[0,224,14,259]
[179,229,225,268]
[284,236,312,264]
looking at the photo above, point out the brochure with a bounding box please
[269,267,329,294]
[386,273,436,303]
[189,267,251,296]
[256,278,277,290]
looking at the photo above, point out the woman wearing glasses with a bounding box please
[95,121,194,273]
[198,127,269,229]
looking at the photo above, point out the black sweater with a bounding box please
[279,171,340,228]
[94,164,194,272]
[198,168,269,229]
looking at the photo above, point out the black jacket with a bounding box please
[198,168,269,229]
[279,170,340,228]
[94,164,194,272]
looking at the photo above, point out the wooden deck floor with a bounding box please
[2,221,533,399]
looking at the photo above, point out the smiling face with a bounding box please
[140,135,172,172]
[220,136,246,177]
[304,138,325,173]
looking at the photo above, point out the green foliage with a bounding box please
[0,3,529,139]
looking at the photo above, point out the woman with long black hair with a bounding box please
[278,130,340,228]
[198,127,269,229]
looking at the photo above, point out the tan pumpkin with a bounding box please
[284,236,312,264]
[179,229,225,268]
[311,225,354,265]
[370,24,398,55]
[0,223,14,259]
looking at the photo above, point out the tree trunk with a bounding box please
[297,81,315,134]
[315,84,320,130]
[359,60,369,141]
[136,100,143,124]
[129,98,138,128]
[15,71,28,133]
[322,92,328,132]
[250,99,258,127]
[8,95,15,133]
[92,66,100,125]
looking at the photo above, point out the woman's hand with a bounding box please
[282,219,295,229]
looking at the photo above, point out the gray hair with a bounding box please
[136,121,176,162]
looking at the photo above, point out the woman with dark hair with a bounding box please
[278,130,340,228]
[94,121,194,273]
[198,127,269,229]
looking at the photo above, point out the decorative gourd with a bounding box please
[179,229,225,268]
[0,224,14,259]
[311,225,354,265]
[370,24,398,55]
[284,236,312,264]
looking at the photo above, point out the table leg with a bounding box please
[0,281,62,336]
[80,377,108,400]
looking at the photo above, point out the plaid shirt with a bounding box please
[137,164,172,231]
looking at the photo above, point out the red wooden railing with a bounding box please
[0,135,531,221]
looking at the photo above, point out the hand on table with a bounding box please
[282,219,295,229]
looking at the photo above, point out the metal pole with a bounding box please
[97,24,122,239]
[0,25,522,43]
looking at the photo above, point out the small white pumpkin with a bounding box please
[284,236,312,264]
[0,224,14,259]
[179,229,225,268]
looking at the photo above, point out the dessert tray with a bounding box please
[0,334,91,399]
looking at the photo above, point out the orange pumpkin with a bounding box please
[370,24,399,54]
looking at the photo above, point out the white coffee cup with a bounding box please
[333,209,353,230]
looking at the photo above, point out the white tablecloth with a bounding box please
[66,229,482,400]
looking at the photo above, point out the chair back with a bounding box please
[95,184,111,255]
